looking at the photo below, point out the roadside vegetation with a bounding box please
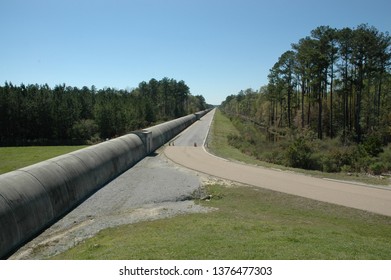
[208,109,389,185]
[220,110,391,181]
[220,24,391,183]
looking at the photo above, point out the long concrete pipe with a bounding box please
[0,109,210,259]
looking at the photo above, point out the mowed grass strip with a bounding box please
[52,184,391,260]
[207,109,261,165]
[0,146,86,174]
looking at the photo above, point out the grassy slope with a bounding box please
[207,108,255,162]
[0,146,86,174]
[50,111,391,260]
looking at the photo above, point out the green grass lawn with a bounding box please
[0,146,86,174]
[52,184,391,259]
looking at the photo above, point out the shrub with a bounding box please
[363,133,384,157]
[377,144,391,172]
[321,154,339,173]
[308,152,323,170]
[321,146,356,173]
[369,162,385,175]
[340,164,352,173]
[286,137,314,169]
[262,148,285,165]
[350,145,371,172]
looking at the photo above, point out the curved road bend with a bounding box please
[165,109,391,217]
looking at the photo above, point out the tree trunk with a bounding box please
[301,79,305,128]
[355,63,364,143]
[377,74,383,126]
[318,88,323,139]
[287,85,292,128]
[330,63,334,138]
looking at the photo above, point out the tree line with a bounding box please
[0,78,208,145]
[220,24,391,174]
[222,24,391,143]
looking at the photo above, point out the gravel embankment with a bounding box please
[9,150,213,260]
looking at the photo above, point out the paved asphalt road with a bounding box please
[170,112,213,147]
[165,109,391,217]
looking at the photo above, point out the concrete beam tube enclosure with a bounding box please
[0,110,210,258]
[148,114,197,151]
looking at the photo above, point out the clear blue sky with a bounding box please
[1,0,390,105]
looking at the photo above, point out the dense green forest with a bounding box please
[0,78,208,145]
[220,24,391,175]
